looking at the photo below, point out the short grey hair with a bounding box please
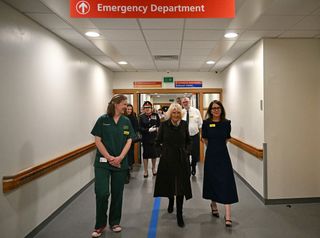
[165,103,185,119]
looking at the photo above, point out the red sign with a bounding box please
[134,81,162,88]
[70,0,235,18]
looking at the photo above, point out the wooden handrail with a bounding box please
[2,143,96,193]
[229,137,263,160]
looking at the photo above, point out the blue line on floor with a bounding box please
[147,197,161,238]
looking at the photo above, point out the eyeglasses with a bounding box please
[211,107,221,110]
[144,106,151,109]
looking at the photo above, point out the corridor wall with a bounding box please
[222,38,320,201]
[0,2,113,237]
[264,39,320,199]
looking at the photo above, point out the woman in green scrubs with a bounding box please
[91,94,134,237]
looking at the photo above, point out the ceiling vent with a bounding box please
[154,55,179,61]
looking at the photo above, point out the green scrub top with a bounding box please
[91,114,135,171]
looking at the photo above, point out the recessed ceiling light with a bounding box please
[206,60,215,65]
[85,31,100,37]
[224,32,238,39]
[118,61,128,65]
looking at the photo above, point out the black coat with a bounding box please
[154,120,192,200]
[139,113,160,144]
[127,113,139,132]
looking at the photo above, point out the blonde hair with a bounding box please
[165,103,185,120]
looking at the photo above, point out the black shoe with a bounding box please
[177,214,185,227]
[210,203,219,217]
[167,197,174,213]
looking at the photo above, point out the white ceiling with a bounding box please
[4,0,320,72]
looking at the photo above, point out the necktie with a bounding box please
[186,109,189,124]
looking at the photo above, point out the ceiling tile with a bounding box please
[263,0,320,15]
[181,48,211,56]
[139,19,184,29]
[184,30,224,40]
[185,19,232,29]
[117,48,150,56]
[155,61,179,70]
[180,55,208,62]
[99,30,144,40]
[239,30,282,40]
[90,19,139,29]
[109,40,148,49]
[108,41,150,55]
[182,41,217,49]
[180,61,203,68]
[291,16,320,30]
[250,15,304,30]
[148,41,181,49]
[143,30,183,41]
[279,30,320,38]
[150,49,180,56]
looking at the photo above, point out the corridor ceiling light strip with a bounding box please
[118,61,128,65]
[224,32,238,38]
[206,60,215,65]
[85,31,100,37]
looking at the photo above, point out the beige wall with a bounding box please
[222,41,265,196]
[264,39,320,199]
[0,3,113,237]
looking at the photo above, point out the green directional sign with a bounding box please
[163,77,173,83]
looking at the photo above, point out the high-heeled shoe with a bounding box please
[224,216,232,227]
[210,203,219,217]
[152,169,157,176]
[143,172,148,178]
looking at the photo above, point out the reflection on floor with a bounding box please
[33,163,320,238]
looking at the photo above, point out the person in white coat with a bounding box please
[181,97,203,176]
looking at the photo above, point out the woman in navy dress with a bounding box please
[202,100,238,227]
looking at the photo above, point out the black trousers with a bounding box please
[190,133,200,167]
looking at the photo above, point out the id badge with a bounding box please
[99,157,108,163]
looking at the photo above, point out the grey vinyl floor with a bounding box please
[32,162,320,238]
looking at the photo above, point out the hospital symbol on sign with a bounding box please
[76,0,90,15]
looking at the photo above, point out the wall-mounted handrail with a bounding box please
[2,143,96,193]
[229,137,263,160]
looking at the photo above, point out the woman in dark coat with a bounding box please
[125,104,139,183]
[154,103,192,228]
[202,100,238,227]
[139,101,160,177]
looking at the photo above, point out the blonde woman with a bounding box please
[154,103,192,228]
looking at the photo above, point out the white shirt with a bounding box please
[182,106,203,136]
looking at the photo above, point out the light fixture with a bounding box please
[118,61,128,65]
[206,60,215,65]
[224,32,238,39]
[85,31,100,37]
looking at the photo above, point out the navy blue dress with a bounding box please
[202,119,238,204]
